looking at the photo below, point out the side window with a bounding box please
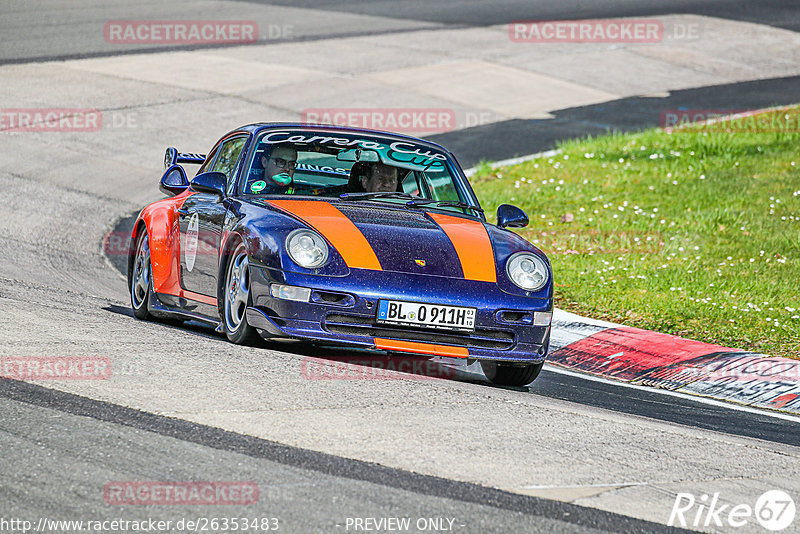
[428,172,459,201]
[401,171,431,198]
[211,136,248,192]
[196,147,218,175]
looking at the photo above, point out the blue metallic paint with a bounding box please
[247,264,551,362]
[338,205,465,278]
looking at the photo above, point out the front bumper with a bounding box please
[246,265,551,363]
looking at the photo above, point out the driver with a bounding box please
[361,163,399,193]
[251,145,298,194]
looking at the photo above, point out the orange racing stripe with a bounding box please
[374,338,469,358]
[428,212,497,283]
[266,199,382,271]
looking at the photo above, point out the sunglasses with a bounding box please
[269,157,297,170]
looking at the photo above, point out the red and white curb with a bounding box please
[549,309,800,415]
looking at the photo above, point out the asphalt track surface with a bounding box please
[3,0,799,64]
[5,1,799,166]
[0,380,688,534]
[2,1,800,533]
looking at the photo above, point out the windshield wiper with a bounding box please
[338,193,483,214]
[404,198,484,213]
[339,192,415,201]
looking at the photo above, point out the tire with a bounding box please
[130,228,154,320]
[481,360,544,387]
[222,241,260,345]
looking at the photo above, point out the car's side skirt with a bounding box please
[151,292,221,330]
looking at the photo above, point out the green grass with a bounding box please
[473,106,800,359]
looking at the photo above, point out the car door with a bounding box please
[178,135,248,298]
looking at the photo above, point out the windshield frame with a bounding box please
[236,126,485,221]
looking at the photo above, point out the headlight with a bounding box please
[286,229,329,269]
[506,252,549,291]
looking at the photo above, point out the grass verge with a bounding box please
[473,106,800,359]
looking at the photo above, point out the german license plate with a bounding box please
[377,300,476,331]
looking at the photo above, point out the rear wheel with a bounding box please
[130,229,153,320]
[481,360,544,387]
[222,242,260,345]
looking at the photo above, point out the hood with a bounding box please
[265,199,498,282]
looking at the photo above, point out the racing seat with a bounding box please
[347,162,369,193]
[346,162,406,193]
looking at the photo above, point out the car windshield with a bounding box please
[240,129,480,215]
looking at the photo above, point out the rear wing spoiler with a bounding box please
[164,147,207,169]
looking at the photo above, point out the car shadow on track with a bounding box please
[103,303,227,341]
[102,303,541,392]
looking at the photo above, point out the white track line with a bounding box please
[521,482,648,489]
[463,149,561,177]
[544,364,800,424]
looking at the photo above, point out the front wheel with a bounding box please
[222,242,260,345]
[481,360,544,387]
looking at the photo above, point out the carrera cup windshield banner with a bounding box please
[257,130,448,172]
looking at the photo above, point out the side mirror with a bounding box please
[159,165,189,196]
[190,171,227,198]
[497,204,529,229]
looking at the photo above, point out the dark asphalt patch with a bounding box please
[239,0,800,33]
[428,75,800,167]
[0,25,464,66]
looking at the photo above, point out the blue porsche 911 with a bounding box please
[128,124,553,386]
